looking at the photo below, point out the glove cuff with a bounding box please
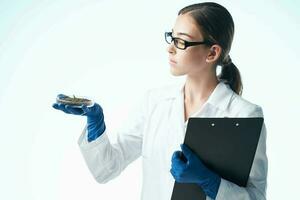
[87,115,106,142]
[198,174,221,199]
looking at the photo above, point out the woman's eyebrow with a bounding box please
[172,29,193,39]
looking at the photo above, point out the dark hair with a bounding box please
[178,2,243,95]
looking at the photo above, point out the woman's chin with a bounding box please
[169,66,185,76]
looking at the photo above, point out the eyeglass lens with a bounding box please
[165,32,185,49]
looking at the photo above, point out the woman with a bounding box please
[52,2,267,200]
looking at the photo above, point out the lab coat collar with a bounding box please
[168,81,234,112]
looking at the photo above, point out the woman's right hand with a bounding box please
[52,94,106,142]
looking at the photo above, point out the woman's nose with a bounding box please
[166,42,176,54]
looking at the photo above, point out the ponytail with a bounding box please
[218,55,243,96]
[178,3,243,95]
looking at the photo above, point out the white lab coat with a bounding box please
[77,81,268,200]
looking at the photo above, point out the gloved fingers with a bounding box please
[52,103,59,109]
[170,168,177,177]
[170,168,185,182]
[52,103,72,114]
[171,160,186,171]
[171,151,187,171]
[171,151,186,165]
[180,144,207,169]
[52,103,86,116]
[180,151,188,163]
[171,151,182,160]
[180,144,194,161]
[170,168,179,179]
[65,105,85,115]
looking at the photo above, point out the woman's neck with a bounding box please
[184,75,219,105]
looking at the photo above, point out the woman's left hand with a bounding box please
[170,144,221,199]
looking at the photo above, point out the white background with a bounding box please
[0,0,299,199]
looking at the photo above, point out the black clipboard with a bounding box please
[171,117,264,200]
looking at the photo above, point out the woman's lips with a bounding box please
[169,59,177,64]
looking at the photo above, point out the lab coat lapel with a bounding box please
[169,84,186,143]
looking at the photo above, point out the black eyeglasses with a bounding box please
[164,31,214,50]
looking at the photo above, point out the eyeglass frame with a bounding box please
[165,31,215,50]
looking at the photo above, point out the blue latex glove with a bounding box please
[170,144,221,199]
[52,94,106,142]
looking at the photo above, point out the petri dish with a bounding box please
[56,94,94,107]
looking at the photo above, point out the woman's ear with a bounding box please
[206,44,222,64]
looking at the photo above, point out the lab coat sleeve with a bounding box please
[77,90,150,184]
[215,106,268,200]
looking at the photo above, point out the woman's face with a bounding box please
[166,14,212,76]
